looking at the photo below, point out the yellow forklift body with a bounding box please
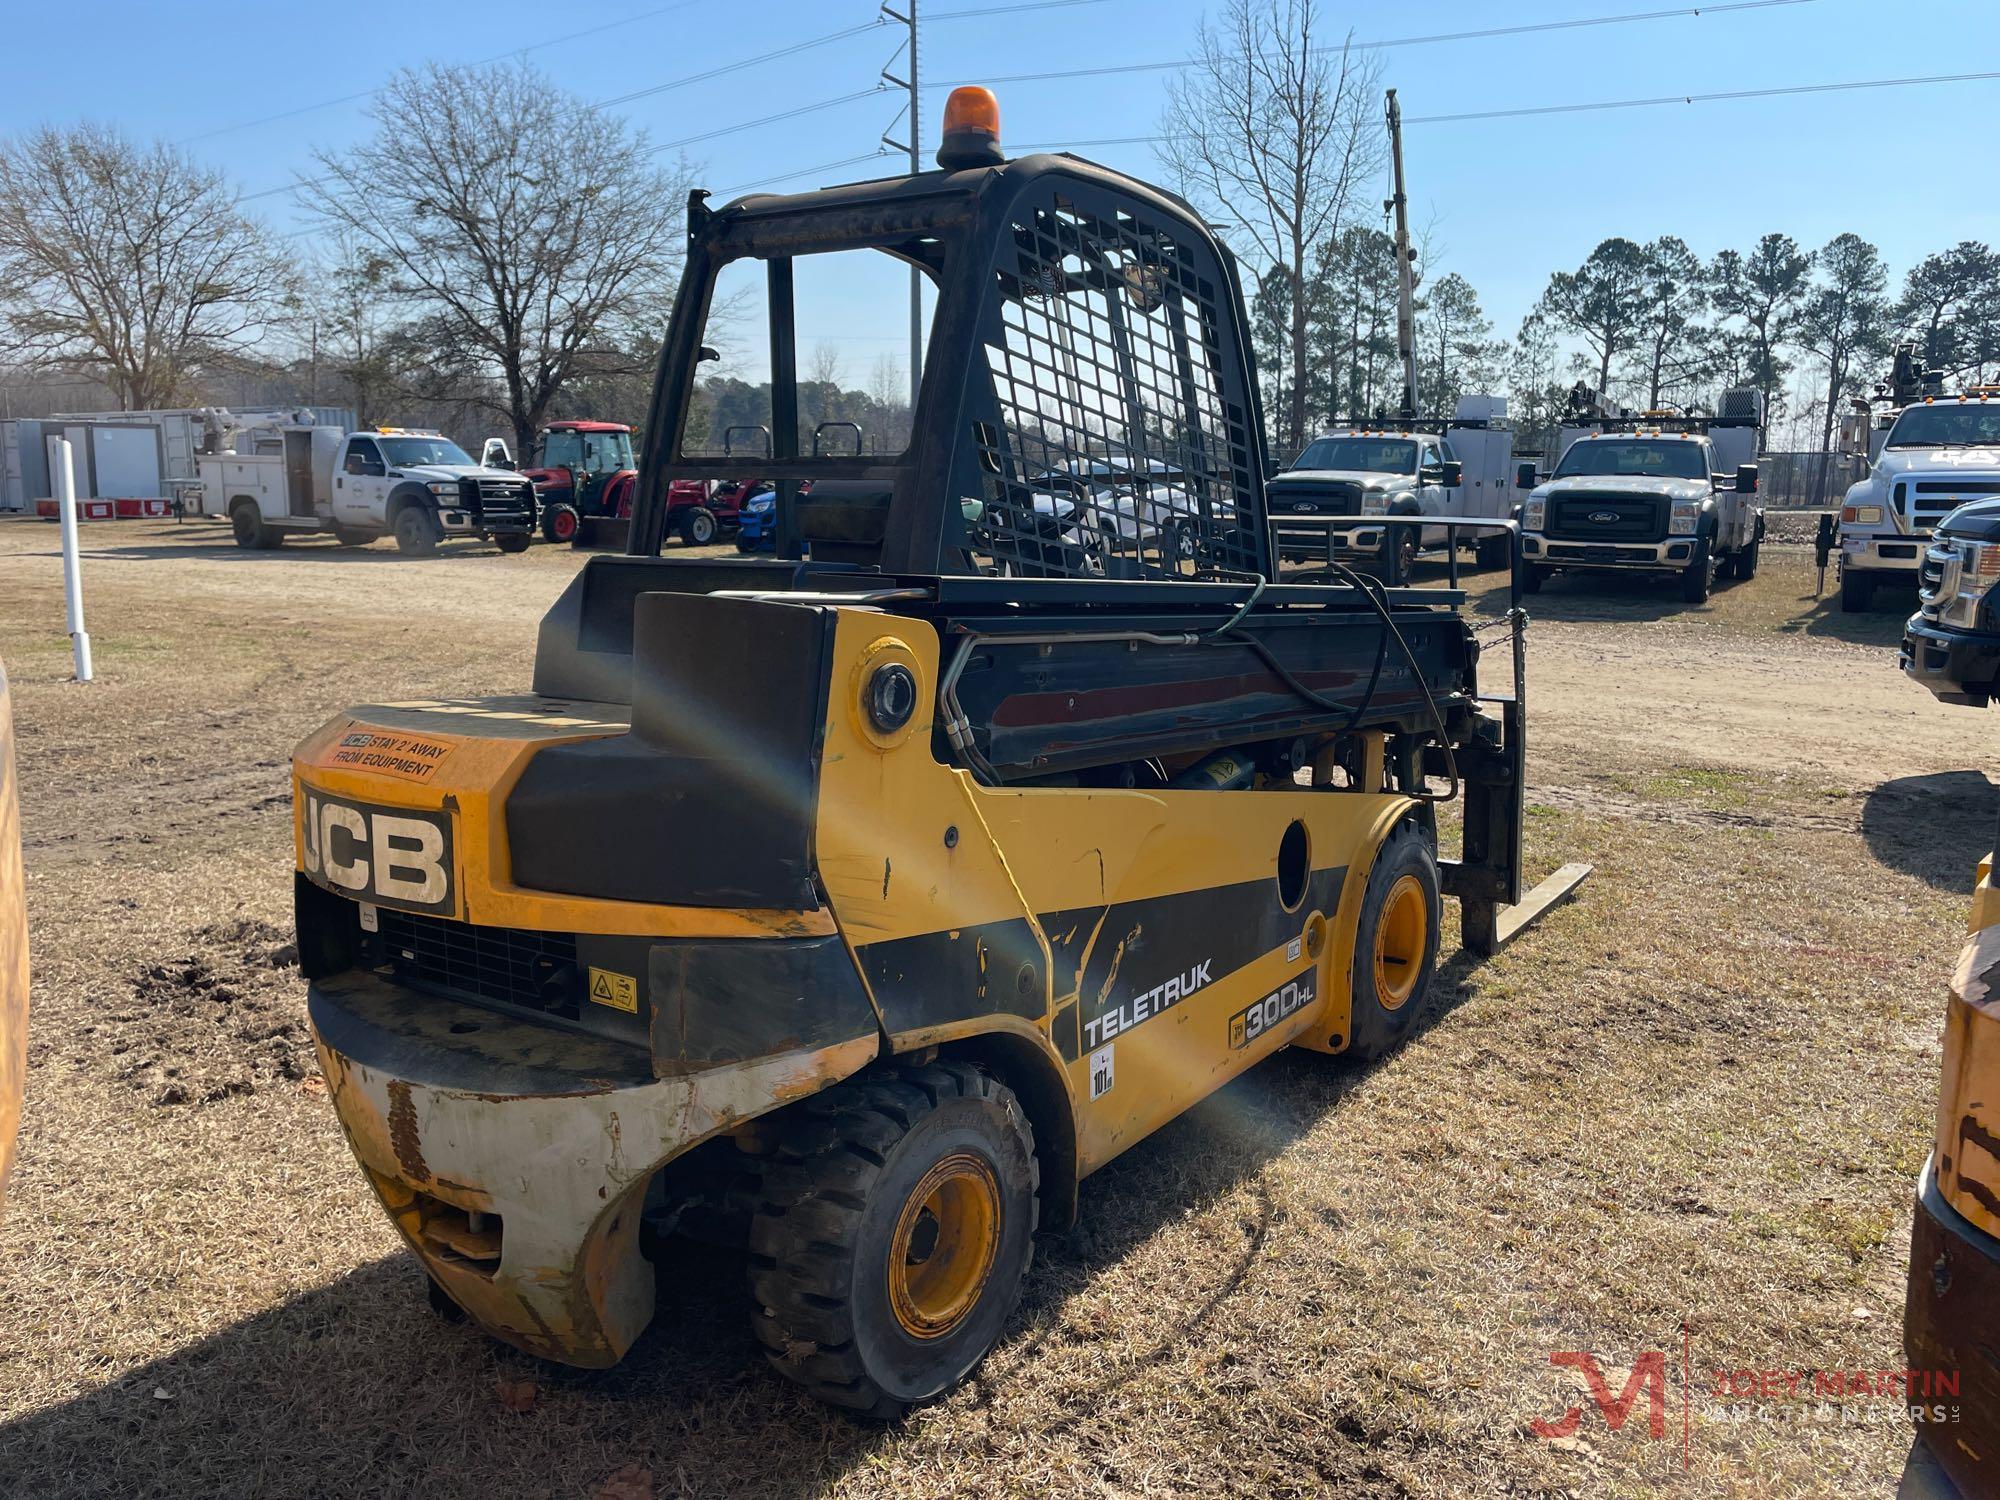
[1907,851,2000,1494]
[297,608,1417,1366]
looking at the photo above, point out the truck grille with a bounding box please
[459,477,535,526]
[1269,479,1368,552]
[1903,479,2000,535]
[368,908,580,1020]
[1546,493,1666,543]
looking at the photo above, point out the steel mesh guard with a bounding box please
[965,192,1262,580]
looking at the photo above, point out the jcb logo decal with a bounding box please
[1228,970,1316,1049]
[300,786,455,914]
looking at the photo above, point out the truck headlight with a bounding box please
[1360,490,1388,516]
[427,481,456,496]
[1954,542,2000,625]
[1843,504,1882,525]
[1670,499,1700,535]
[1522,498,1545,531]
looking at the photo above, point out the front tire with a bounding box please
[331,525,373,548]
[493,533,530,554]
[1840,568,1874,613]
[392,504,440,556]
[1380,524,1417,586]
[1345,825,1441,1063]
[1680,538,1713,603]
[1476,533,1511,571]
[1520,561,1547,595]
[748,1060,1039,1419]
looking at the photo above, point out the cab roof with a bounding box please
[546,420,631,433]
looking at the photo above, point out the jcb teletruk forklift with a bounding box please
[293,89,1584,1415]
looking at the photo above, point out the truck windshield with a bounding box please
[378,436,474,467]
[1884,404,2000,449]
[543,429,634,471]
[1290,437,1416,474]
[1555,439,1707,480]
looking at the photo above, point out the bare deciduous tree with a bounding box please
[0,124,296,409]
[1159,0,1384,453]
[303,62,693,455]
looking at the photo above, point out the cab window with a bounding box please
[541,430,584,471]
[344,438,383,476]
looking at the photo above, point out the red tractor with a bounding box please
[520,420,738,547]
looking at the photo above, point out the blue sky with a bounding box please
[5,0,1997,394]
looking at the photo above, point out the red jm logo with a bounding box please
[1532,1351,1669,1440]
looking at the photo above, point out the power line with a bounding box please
[1406,68,2000,124]
[650,87,885,155]
[719,149,897,196]
[179,0,707,144]
[596,19,887,109]
[928,0,1817,90]
[1010,67,2000,149]
[238,18,895,207]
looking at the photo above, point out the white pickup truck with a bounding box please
[1516,406,1763,604]
[1835,393,2000,612]
[1266,404,1520,582]
[196,426,537,554]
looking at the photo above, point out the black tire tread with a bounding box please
[746,1059,1039,1418]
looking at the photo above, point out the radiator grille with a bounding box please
[370,908,580,1019]
[1546,493,1666,543]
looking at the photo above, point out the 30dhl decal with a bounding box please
[1229,970,1317,1049]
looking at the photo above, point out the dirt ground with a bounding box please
[0,515,1985,1497]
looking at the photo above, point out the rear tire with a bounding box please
[541,501,579,545]
[1840,568,1873,613]
[332,526,373,548]
[678,506,720,547]
[493,533,531,554]
[1680,538,1713,603]
[1734,535,1760,580]
[230,501,281,550]
[1345,825,1441,1063]
[393,504,440,556]
[1476,533,1510,571]
[747,1060,1039,1419]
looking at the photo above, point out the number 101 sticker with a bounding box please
[1089,1043,1114,1100]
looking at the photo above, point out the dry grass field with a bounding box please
[0,515,1985,1497]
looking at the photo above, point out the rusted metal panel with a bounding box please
[310,972,878,1366]
[0,659,24,1206]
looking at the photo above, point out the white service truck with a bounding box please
[195,425,537,554]
[1516,394,1764,604]
[1265,394,1523,582]
[1832,350,2000,611]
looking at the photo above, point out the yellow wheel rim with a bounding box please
[888,1153,1001,1340]
[1373,874,1428,1011]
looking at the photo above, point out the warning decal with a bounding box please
[588,966,639,1013]
[1088,1042,1114,1100]
[320,729,457,782]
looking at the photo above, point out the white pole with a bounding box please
[52,439,92,683]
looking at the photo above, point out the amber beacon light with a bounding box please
[937,86,1005,170]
